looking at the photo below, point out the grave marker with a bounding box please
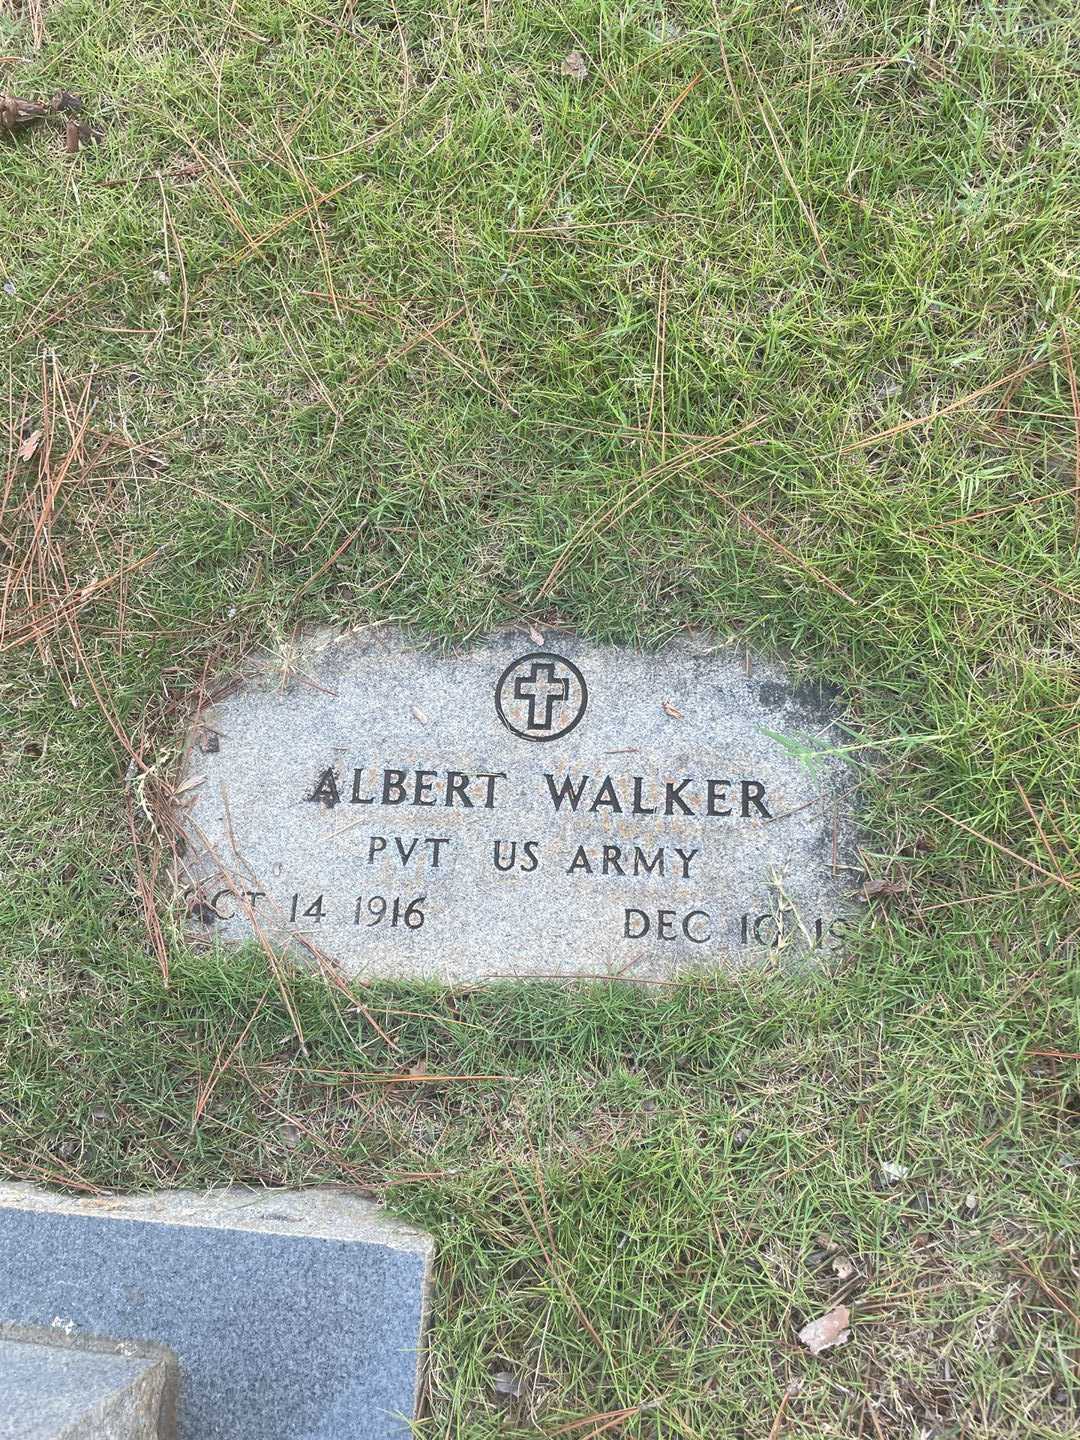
[173,629,860,980]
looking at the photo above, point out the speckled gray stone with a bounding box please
[0,1327,175,1440]
[0,1186,432,1440]
[173,626,861,980]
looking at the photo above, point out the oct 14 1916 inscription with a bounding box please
[173,628,861,981]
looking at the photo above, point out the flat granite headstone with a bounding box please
[0,1326,176,1440]
[173,627,861,980]
[0,1186,432,1440]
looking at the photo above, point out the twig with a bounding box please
[537,418,765,598]
[226,172,366,264]
[839,358,1047,454]
[766,1387,793,1440]
[158,175,189,341]
[623,74,702,197]
[1014,780,1067,883]
[929,485,1080,528]
[290,936,400,1052]
[697,478,856,604]
[65,615,146,770]
[577,1417,634,1440]
[352,304,466,383]
[192,989,270,1128]
[1007,1250,1080,1332]
[1059,326,1080,546]
[753,81,829,269]
[6,1157,103,1195]
[183,481,275,536]
[125,794,169,986]
[298,1068,511,1084]
[917,879,1051,912]
[292,524,367,603]
[245,1078,377,1195]
[551,1405,657,1436]
[273,117,341,322]
[930,532,1080,604]
[13,230,108,343]
[925,803,1079,893]
[507,1166,605,1349]
[713,24,746,126]
[644,258,668,461]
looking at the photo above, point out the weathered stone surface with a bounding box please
[0,1326,176,1440]
[0,1185,432,1440]
[173,627,861,980]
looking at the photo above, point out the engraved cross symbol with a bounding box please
[513,660,570,731]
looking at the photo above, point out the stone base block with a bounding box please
[0,1325,176,1440]
[0,1186,433,1440]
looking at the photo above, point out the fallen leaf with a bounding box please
[17,428,42,461]
[561,50,588,81]
[0,94,51,130]
[797,1304,851,1356]
[168,158,204,182]
[0,90,85,133]
[172,773,206,796]
[861,877,904,900]
[662,700,684,719]
[528,624,544,645]
[51,90,84,115]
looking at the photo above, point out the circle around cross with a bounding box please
[494,652,589,741]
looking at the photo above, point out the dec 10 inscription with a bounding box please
[175,632,859,981]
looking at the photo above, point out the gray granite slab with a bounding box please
[0,1327,175,1440]
[172,626,861,981]
[0,1186,432,1440]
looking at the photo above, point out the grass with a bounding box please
[1,0,1079,1433]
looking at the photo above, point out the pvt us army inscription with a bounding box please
[175,630,859,982]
